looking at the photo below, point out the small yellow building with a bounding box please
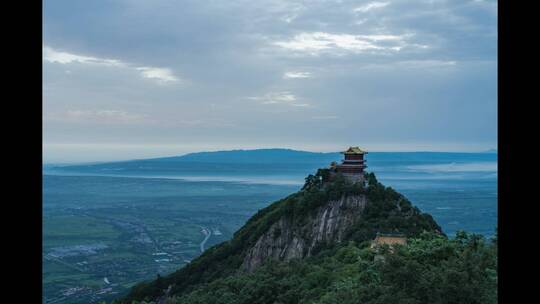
[371,234,407,262]
[370,233,407,250]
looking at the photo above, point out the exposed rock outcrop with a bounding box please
[242,194,367,272]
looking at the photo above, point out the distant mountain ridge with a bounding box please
[44,149,343,180]
[47,148,498,169]
[44,149,498,185]
[149,148,340,164]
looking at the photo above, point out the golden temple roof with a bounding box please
[342,146,367,154]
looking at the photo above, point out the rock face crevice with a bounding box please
[241,194,367,272]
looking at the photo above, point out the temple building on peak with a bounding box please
[329,146,368,184]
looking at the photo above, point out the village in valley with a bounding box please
[44,206,229,304]
[42,174,293,304]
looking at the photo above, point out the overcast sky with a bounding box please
[43,0,497,163]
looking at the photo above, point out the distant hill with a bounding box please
[149,148,340,164]
[46,148,498,170]
[44,149,343,180]
[44,149,498,183]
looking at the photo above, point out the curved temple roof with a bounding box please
[342,146,367,154]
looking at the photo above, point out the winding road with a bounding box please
[199,227,211,253]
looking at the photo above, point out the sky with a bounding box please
[43,0,497,163]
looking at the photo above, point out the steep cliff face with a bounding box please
[242,194,367,271]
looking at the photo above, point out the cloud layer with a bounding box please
[44,46,180,83]
[43,0,497,162]
[273,32,414,55]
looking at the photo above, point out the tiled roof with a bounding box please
[342,146,367,154]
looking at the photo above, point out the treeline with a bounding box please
[125,231,497,304]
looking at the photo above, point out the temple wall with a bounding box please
[344,154,364,160]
